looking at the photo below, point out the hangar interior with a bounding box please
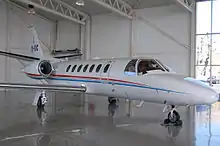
[0,0,219,146]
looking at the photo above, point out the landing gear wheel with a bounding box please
[37,93,47,108]
[168,110,180,123]
[37,96,44,108]
[161,105,183,127]
[108,97,117,104]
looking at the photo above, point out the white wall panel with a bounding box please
[0,2,56,83]
[133,5,190,75]
[56,20,80,50]
[91,14,131,58]
[7,4,55,83]
[8,6,55,55]
[0,2,81,83]
[136,5,190,45]
[91,5,191,75]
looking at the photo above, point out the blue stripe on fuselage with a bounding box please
[28,76,185,94]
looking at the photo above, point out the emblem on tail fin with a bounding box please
[28,25,45,57]
[31,44,39,52]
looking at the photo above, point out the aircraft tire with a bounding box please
[168,110,180,123]
[37,96,45,108]
[108,97,117,104]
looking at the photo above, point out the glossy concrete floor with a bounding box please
[0,90,219,146]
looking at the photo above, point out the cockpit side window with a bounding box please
[137,59,165,75]
[155,59,170,72]
[124,59,137,76]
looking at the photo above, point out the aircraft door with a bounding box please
[100,60,115,80]
[99,60,115,97]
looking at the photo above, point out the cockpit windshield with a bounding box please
[137,59,165,75]
[124,58,167,76]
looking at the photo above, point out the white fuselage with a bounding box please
[24,58,219,106]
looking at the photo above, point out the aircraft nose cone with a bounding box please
[184,77,219,104]
[211,91,219,102]
[200,86,219,104]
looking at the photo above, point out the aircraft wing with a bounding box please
[0,50,81,62]
[0,82,86,92]
[0,50,40,61]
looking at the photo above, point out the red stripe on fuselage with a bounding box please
[25,72,145,86]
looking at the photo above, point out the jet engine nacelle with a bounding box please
[24,60,54,78]
[38,60,54,77]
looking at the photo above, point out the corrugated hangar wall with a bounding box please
[0,1,55,83]
[0,1,192,83]
[0,1,80,83]
[56,20,80,51]
[91,5,191,75]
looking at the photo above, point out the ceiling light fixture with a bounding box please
[76,0,84,6]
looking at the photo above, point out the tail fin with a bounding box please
[28,25,46,58]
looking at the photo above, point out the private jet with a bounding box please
[0,26,218,124]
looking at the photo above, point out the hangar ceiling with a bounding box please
[62,0,112,15]
[6,0,193,24]
[61,0,176,14]
[123,0,176,9]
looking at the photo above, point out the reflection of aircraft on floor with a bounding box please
[164,124,182,138]
[0,25,219,124]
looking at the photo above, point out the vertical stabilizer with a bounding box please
[28,25,45,58]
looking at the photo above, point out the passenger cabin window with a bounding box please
[96,64,102,73]
[83,64,89,72]
[77,64,83,72]
[103,64,110,73]
[71,65,77,72]
[137,59,165,75]
[89,64,95,72]
[66,65,71,72]
[124,59,137,76]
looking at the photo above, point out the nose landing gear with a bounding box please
[162,105,183,126]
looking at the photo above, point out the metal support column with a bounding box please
[189,1,196,77]
[80,17,91,105]
[128,17,134,116]
[84,18,91,60]
[186,106,196,145]
[129,17,134,57]
[5,1,10,83]
[125,99,133,117]
[209,0,214,86]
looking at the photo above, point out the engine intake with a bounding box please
[38,60,53,77]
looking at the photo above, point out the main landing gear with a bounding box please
[34,91,48,108]
[162,105,183,126]
[108,97,119,104]
[108,97,119,116]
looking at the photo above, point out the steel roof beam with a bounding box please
[90,0,134,19]
[14,0,89,24]
[173,0,194,12]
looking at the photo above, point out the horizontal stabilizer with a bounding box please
[0,50,40,61]
[52,48,81,55]
[0,82,86,92]
[53,53,83,59]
